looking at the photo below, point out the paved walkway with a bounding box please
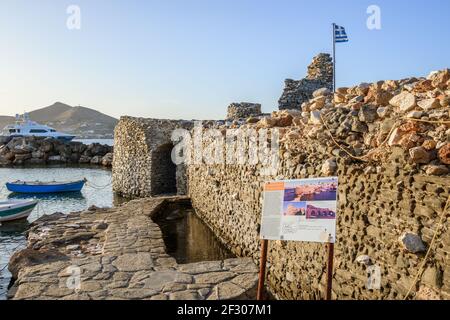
[8,198,258,300]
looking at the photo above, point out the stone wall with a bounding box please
[112,116,193,197]
[187,143,449,300]
[186,69,450,300]
[112,68,450,299]
[278,53,333,111]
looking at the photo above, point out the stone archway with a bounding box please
[151,143,177,196]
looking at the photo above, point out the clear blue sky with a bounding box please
[0,0,448,120]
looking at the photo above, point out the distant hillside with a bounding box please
[0,102,118,138]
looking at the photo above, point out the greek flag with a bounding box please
[334,24,348,43]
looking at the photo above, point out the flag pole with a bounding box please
[332,23,336,93]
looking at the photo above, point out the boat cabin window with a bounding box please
[50,129,56,132]
[29,129,48,133]
[9,129,16,133]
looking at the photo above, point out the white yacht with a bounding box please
[3,113,76,141]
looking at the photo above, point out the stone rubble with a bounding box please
[234,68,450,175]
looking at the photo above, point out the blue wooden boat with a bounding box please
[6,179,86,194]
[0,200,38,222]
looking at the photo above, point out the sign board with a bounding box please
[260,177,338,243]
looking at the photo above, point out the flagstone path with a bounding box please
[8,197,258,300]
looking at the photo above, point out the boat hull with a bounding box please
[0,201,38,222]
[6,180,86,194]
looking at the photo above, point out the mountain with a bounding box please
[0,102,118,138]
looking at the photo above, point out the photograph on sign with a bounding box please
[260,177,338,243]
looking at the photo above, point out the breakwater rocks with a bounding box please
[0,136,113,167]
[8,197,258,300]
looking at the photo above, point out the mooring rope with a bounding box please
[85,177,112,190]
[35,201,47,219]
[403,195,450,300]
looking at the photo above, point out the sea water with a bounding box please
[0,165,114,299]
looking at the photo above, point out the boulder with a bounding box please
[398,233,426,253]
[438,143,450,164]
[40,140,54,153]
[48,155,64,163]
[406,111,423,119]
[79,155,92,164]
[14,153,32,161]
[389,92,417,112]
[321,159,337,176]
[312,87,331,98]
[418,98,441,111]
[409,146,432,164]
[425,165,449,176]
[276,115,293,127]
[358,105,378,123]
[90,156,102,165]
[440,96,450,107]
[413,80,434,93]
[429,68,450,89]
[309,111,322,125]
[246,117,260,124]
[12,144,35,155]
[365,88,393,106]
[422,140,437,151]
[258,117,277,128]
[101,153,113,167]
[336,87,348,95]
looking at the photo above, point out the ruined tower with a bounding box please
[278,53,333,110]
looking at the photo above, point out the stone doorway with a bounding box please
[151,143,177,196]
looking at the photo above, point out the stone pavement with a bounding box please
[8,197,258,300]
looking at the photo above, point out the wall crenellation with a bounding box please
[227,103,262,120]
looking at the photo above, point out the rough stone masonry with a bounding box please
[112,58,449,300]
[278,53,333,111]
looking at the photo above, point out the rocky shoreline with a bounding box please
[7,197,258,300]
[0,136,113,167]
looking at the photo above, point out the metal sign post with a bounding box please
[258,178,339,301]
[256,239,269,300]
[326,238,335,300]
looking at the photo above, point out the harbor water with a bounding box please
[0,165,114,299]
